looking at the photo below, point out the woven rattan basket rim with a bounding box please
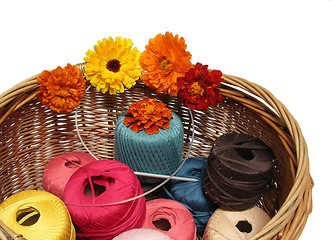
[0,63,313,240]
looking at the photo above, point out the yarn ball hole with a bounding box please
[83,176,114,197]
[16,207,40,226]
[64,159,81,168]
[236,220,252,233]
[235,148,254,161]
[152,218,172,231]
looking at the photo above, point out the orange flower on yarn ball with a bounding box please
[140,32,192,96]
[37,63,86,113]
[177,63,224,111]
[124,98,173,135]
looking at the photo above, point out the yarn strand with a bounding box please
[74,85,99,161]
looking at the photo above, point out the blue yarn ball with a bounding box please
[164,157,217,235]
[115,112,184,184]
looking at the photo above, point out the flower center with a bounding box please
[106,59,121,72]
[59,88,71,97]
[159,58,169,72]
[190,82,204,95]
[144,104,155,114]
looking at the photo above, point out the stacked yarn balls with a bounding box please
[43,152,147,239]
[3,109,275,239]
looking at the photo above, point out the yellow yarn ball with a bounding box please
[0,190,75,240]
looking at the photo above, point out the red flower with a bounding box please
[177,63,224,111]
[124,98,173,135]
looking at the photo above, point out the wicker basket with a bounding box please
[0,63,313,240]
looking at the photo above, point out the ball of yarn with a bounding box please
[0,190,75,240]
[142,199,196,240]
[203,133,274,211]
[63,160,146,239]
[115,112,184,184]
[164,157,217,235]
[203,206,271,240]
[43,152,96,199]
[114,228,174,240]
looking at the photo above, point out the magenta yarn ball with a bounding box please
[42,152,96,199]
[63,160,146,239]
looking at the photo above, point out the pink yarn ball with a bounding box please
[114,228,174,240]
[63,160,146,239]
[142,199,196,240]
[42,152,96,199]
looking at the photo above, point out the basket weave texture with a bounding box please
[0,63,313,240]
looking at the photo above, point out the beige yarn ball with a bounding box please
[203,207,271,240]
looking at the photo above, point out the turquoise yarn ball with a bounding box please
[115,112,184,184]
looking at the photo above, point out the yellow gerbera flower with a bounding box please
[84,37,142,94]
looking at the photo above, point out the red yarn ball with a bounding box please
[142,199,196,240]
[42,152,96,199]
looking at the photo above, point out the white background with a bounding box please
[0,0,331,239]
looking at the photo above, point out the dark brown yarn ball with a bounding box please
[202,133,274,211]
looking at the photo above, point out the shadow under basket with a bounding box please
[0,64,313,240]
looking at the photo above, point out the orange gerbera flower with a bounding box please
[37,64,86,112]
[124,98,173,135]
[140,32,192,96]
